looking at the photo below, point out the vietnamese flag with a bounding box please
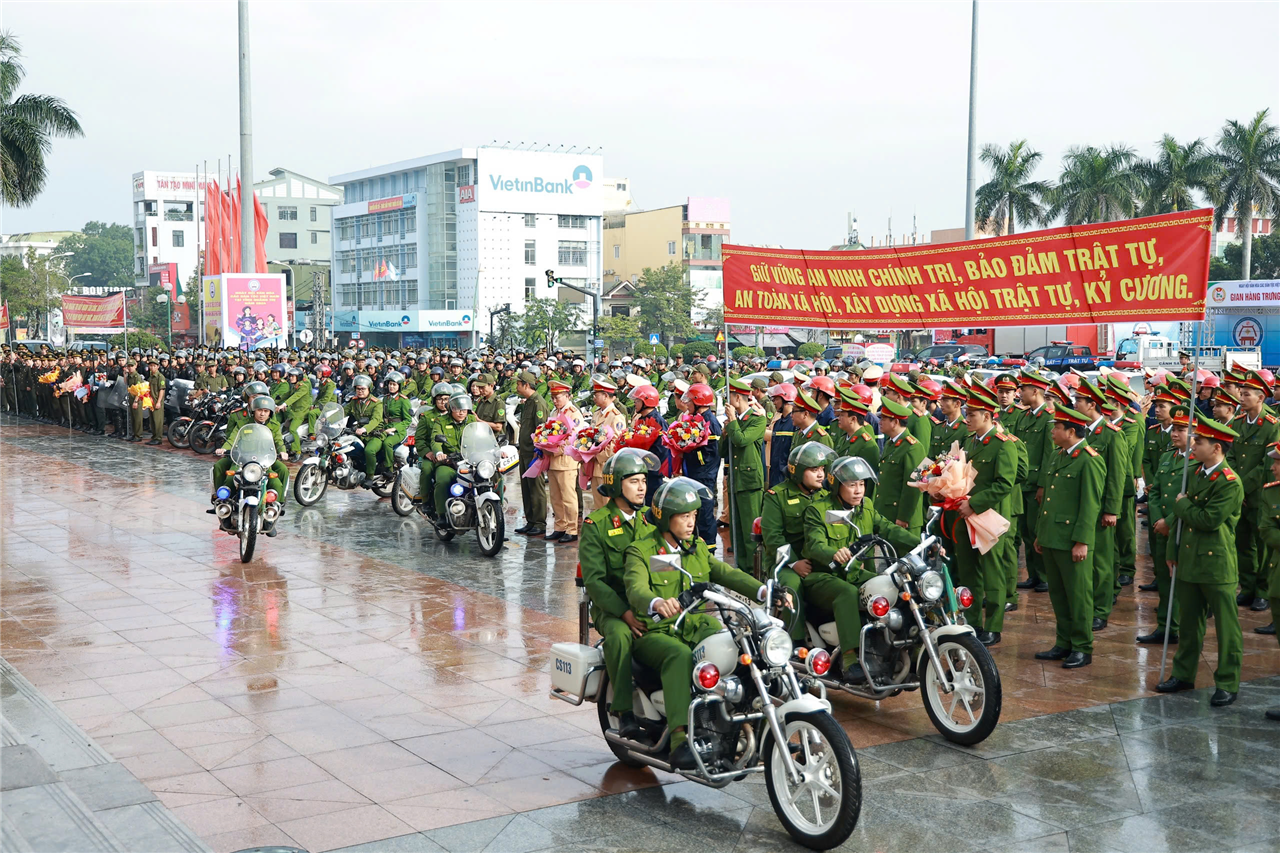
[253,188,269,273]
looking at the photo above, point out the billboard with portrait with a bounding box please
[219,273,287,350]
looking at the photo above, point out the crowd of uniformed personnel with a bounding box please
[4,341,1278,719]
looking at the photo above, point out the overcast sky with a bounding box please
[4,1,1278,247]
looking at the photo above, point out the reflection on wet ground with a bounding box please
[3,416,1278,852]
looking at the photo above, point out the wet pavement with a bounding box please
[3,414,1279,852]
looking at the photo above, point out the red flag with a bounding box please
[204,181,222,277]
[230,176,242,273]
[220,183,233,274]
[253,189,269,273]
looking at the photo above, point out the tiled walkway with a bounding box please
[3,416,1279,852]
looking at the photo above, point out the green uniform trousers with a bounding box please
[776,566,807,641]
[131,403,145,438]
[433,464,458,516]
[1236,506,1268,599]
[362,437,384,477]
[1115,495,1136,580]
[378,425,408,470]
[1171,580,1243,692]
[801,573,862,661]
[1091,525,1117,620]
[1149,532,1179,632]
[595,613,636,714]
[1042,546,1094,654]
[1001,531,1019,600]
[953,537,1006,633]
[287,414,308,454]
[631,631,694,738]
[1019,491,1044,582]
[211,458,290,502]
[519,452,548,527]
[729,490,763,571]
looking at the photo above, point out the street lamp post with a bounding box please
[276,260,295,349]
[44,251,75,340]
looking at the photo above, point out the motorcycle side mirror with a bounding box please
[825,509,853,526]
[927,505,942,521]
[774,543,792,568]
[649,553,683,574]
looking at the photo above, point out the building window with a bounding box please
[557,214,586,229]
[525,277,536,300]
[613,244,620,259]
[524,239,536,265]
[172,231,184,248]
[310,206,317,222]
[667,240,676,255]
[311,232,318,245]
[163,201,193,221]
[457,165,472,187]
[278,205,298,221]
[404,246,417,269]
[559,241,588,265]
[280,232,298,249]
[615,182,626,191]
[524,213,536,228]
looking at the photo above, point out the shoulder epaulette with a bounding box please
[1147,423,1159,430]
[905,435,918,445]
[1266,414,1278,424]
[1107,423,1122,432]
[994,431,1010,441]
[1123,416,1136,424]
[1084,446,1099,456]
[929,416,942,425]
[1224,469,1238,481]
[1265,480,1280,488]
[815,426,827,435]
[584,517,595,525]
[766,488,776,495]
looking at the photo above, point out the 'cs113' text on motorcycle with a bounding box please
[212,424,283,563]
[785,505,1002,745]
[292,402,397,505]
[550,553,862,850]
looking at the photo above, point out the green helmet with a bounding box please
[353,375,373,389]
[650,477,712,534]
[249,395,276,413]
[829,455,878,487]
[384,371,404,386]
[431,381,453,399]
[243,380,269,400]
[598,449,659,498]
[787,441,837,485]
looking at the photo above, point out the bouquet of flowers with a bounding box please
[523,413,575,479]
[55,371,84,399]
[128,381,155,411]
[662,413,711,476]
[567,424,616,489]
[614,421,659,452]
[38,369,60,385]
[909,441,1008,554]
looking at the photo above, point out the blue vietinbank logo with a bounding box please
[489,164,593,196]
[572,165,593,189]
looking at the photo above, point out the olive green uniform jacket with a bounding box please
[875,431,926,530]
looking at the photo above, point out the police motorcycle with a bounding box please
[783,493,1001,745]
[189,390,249,455]
[292,399,396,504]
[551,482,862,851]
[212,422,283,564]
[168,382,216,449]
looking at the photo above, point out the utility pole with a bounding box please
[963,0,979,240]
[237,0,256,274]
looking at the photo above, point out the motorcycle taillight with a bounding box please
[335,453,345,463]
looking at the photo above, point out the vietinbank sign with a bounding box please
[334,310,474,332]
[477,149,603,216]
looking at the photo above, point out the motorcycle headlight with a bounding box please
[759,627,793,668]
[477,460,496,480]
[918,570,945,602]
[242,462,263,483]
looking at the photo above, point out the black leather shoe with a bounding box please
[1119,575,1134,586]
[1034,582,1049,593]
[1062,652,1091,669]
[514,525,531,534]
[1156,677,1195,693]
[1005,601,1018,612]
[979,631,1001,646]
[1035,646,1070,661]
[147,439,161,445]
[1255,622,1276,635]
[521,527,546,536]
[265,526,278,538]
[1251,598,1270,612]
[1092,618,1108,631]
[1139,582,1159,592]
[1016,579,1037,590]
[1210,688,1238,707]
[205,508,217,515]
[1136,630,1177,645]
[557,534,578,545]
[670,741,698,771]
[1265,707,1280,721]
[1237,592,1253,606]
[544,531,565,541]
[617,711,642,740]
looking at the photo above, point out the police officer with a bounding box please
[721,377,767,569]
[514,371,551,536]
[1138,404,1191,644]
[279,367,313,455]
[761,442,836,642]
[791,390,833,450]
[376,372,412,475]
[1015,368,1053,592]
[587,376,628,513]
[579,449,660,741]
[211,395,290,528]
[766,383,797,487]
[146,359,166,444]
[1228,370,1278,612]
[472,374,507,441]
[930,380,969,460]
[343,375,383,487]
[1155,417,1245,706]
[875,398,926,536]
[1073,379,1128,631]
[428,393,478,519]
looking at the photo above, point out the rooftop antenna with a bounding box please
[887,211,893,246]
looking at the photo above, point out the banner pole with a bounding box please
[1158,318,1203,683]
[724,319,740,568]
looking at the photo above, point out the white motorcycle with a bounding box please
[293,402,396,504]
[550,551,862,850]
[211,423,283,563]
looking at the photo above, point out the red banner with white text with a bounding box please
[722,209,1212,329]
[60,293,126,329]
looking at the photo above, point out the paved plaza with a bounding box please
[2,416,1279,853]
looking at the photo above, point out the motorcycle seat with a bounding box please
[629,658,664,695]
[818,623,839,646]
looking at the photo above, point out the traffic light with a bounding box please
[545,269,562,289]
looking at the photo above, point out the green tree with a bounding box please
[1048,145,1141,224]
[0,248,69,335]
[796,342,823,359]
[975,140,1050,234]
[1210,232,1280,281]
[1214,109,1280,281]
[0,31,84,207]
[1135,135,1222,216]
[522,296,580,351]
[598,313,640,354]
[58,222,133,291]
[108,330,164,351]
[682,340,717,359]
[632,262,697,347]
[733,345,765,360]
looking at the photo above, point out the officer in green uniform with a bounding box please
[579,449,660,741]
[269,364,290,407]
[875,397,927,536]
[1227,370,1279,610]
[837,391,880,497]
[1155,417,1245,706]
[376,372,412,474]
[1106,374,1143,588]
[343,375,383,485]
[802,456,918,678]
[721,377,767,569]
[473,373,506,440]
[884,373,931,447]
[947,386,1017,644]
[1073,380,1128,630]
[791,390,834,449]
[998,410,1029,606]
[929,380,969,461]
[1033,405,1105,669]
[1137,405,1191,644]
[305,367,338,437]
[1014,368,1053,591]
[210,395,290,523]
[415,381,454,484]
[146,359,166,444]
[624,477,775,769]
[1254,443,1280,713]
[514,371,551,535]
[279,367,313,454]
[429,394,478,517]
[761,442,836,640]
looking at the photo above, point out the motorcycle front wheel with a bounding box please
[189,421,216,455]
[293,465,327,507]
[371,474,394,498]
[391,471,414,517]
[476,500,504,557]
[167,416,193,449]
[239,505,258,563]
[764,711,861,851]
[918,632,1002,745]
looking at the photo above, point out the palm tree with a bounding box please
[1135,135,1222,215]
[1047,145,1141,225]
[974,140,1050,235]
[1,31,84,208]
[1214,109,1280,281]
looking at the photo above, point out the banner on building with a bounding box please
[171,303,191,332]
[1206,279,1280,315]
[219,273,287,350]
[722,209,1212,330]
[60,293,125,329]
[202,275,222,345]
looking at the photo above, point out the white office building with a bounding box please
[329,147,604,349]
[131,170,202,289]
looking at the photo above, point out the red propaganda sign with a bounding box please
[0,302,8,329]
[458,185,476,204]
[369,196,404,214]
[61,293,126,329]
[722,210,1213,330]
[171,303,191,332]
